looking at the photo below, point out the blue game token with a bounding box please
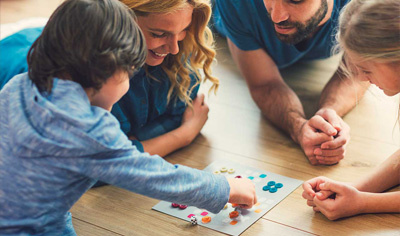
[248,176,254,180]
[269,187,277,193]
[267,181,275,186]
[262,185,270,191]
[259,174,267,178]
[275,183,283,188]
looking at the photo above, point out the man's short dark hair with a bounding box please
[28,0,147,92]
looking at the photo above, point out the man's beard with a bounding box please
[268,0,328,45]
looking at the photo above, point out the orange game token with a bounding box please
[229,211,239,218]
[201,216,211,224]
[231,203,239,207]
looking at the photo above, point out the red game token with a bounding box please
[179,204,188,209]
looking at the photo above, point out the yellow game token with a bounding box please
[220,167,228,172]
[228,168,235,174]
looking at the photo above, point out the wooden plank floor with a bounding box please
[2,1,399,235]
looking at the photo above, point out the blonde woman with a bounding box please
[0,0,218,157]
[302,0,400,220]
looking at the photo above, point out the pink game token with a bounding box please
[171,203,179,208]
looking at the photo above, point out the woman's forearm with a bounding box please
[141,125,194,157]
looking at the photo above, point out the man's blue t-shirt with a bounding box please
[214,0,348,69]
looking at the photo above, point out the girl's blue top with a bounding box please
[0,27,200,152]
[0,73,229,235]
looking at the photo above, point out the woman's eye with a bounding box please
[151,33,166,38]
[290,0,302,4]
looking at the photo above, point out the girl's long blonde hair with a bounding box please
[334,0,400,128]
[335,0,400,78]
[121,0,218,105]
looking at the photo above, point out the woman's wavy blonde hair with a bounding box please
[334,0,400,78]
[120,0,218,105]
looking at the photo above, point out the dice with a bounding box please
[190,216,198,225]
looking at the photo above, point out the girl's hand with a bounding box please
[313,180,366,220]
[181,94,209,144]
[302,176,335,208]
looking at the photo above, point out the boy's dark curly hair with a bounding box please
[28,0,147,92]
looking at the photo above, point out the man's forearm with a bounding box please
[250,80,306,143]
[319,69,369,117]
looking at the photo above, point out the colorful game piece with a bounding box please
[190,216,198,225]
[229,211,239,219]
[201,211,208,216]
[179,204,188,209]
[262,185,270,191]
[187,214,195,218]
[202,216,211,224]
[275,183,283,188]
[248,176,254,180]
[259,174,267,178]
[269,187,277,193]
[171,203,179,208]
[230,221,238,225]
[220,167,228,172]
[231,203,239,207]
[267,181,275,186]
[223,204,228,209]
[228,168,235,174]
[214,170,221,175]
[235,175,242,178]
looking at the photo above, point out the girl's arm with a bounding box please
[354,149,400,193]
[361,191,400,214]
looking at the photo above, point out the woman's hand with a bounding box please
[180,93,209,145]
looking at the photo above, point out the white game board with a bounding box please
[152,160,303,236]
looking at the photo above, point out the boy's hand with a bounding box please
[227,178,257,209]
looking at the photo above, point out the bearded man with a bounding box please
[214,0,369,165]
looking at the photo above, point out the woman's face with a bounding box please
[137,5,193,66]
[347,51,400,96]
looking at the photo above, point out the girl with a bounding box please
[302,0,400,220]
[0,0,256,234]
[0,0,218,157]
